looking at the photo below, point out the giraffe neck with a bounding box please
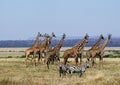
[32,34,39,48]
[48,36,53,46]
[78,39,87,50]
[99,38,109,51]
[91,36,103,49]
[73,39,84,48]
[73,38,87,50]
[39,38,47,48]
[78,43,85,52]
[57,37,65,49]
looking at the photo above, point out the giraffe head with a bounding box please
[43,33,50,38]
[84,33,89,43]
[100,34,104,39]
[51,32,56,38]
[85,33,89,39]
[46,32,56,45]
[38,32,43,37]
[62,33,66,40]
[108,34,112,40]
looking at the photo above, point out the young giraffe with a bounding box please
[90,34,112,67]
[86,34,104,61]
[37,32,56,63]
[74,34,89,64]
[44,33,66,69]
[63,34,89,65]
[25,32,42,66]
[73,34,89,64]
[50,33,66,62]
[76,39,88,64]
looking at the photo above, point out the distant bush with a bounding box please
[83,55,86,58]
[19,51,24,52]
[103,54,120,58]
[9,50,12,52]
[7,56,12,58]
[106,50,120,54]
[19,55,25,58]
[104,54,113,58]
[113,50,120,54]
[113,55,120,58]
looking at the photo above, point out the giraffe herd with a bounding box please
[25,32,111,69]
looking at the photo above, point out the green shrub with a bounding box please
[7,56,12,58]
[19,55,25,58]
[103,54,120,58]
[103,54,113,58]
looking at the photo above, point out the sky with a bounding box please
[0,0,120,40]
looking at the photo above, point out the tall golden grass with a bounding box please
[0,58,120,85]
[0,47,120,85]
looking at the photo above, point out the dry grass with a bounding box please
[0,48,26,57]
[0,47,120,85]
[0,58,120,85]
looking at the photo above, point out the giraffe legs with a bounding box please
[75,56,78,65]
[25,53,31,67]
[74,54,78,65]
[78,53,82,64]
[25,54,28,67]
[38,52,41,63]
[91,52,96,67]
[64,56,68,65]
[86,51,91,62]
[33,51,37,66]
[99,52,104,61]
[91,57,95,67]
[54,52,60,64]
[38,52,43,64]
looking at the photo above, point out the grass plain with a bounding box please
[0,47,120,57]
[0,47,120,85]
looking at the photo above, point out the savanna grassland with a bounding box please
[0,47,120,85]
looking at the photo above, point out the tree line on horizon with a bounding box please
[0,38,119,47]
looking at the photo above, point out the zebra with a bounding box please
[68,65,83,77]
[58,61,90,77]
[68,61,90,77]
[58,62,70,77]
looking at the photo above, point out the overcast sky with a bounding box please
[0,0,120,40]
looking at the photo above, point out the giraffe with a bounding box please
[53,33,66,51]
[90,34,112,67]
[63,34,89,65]
[44,33,66,69]
[54,33,66,61]
[37,32,56,63]
[50,33,66,62]
[75,33,89,64]
[76,39,88,64]
[47,32,56,49]
[44,48,60,69]
[25,32,42,66]
[86,34,104,61]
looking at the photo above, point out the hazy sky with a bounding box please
[0,0,120,40]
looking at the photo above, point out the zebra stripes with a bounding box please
[58,61,90,77]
